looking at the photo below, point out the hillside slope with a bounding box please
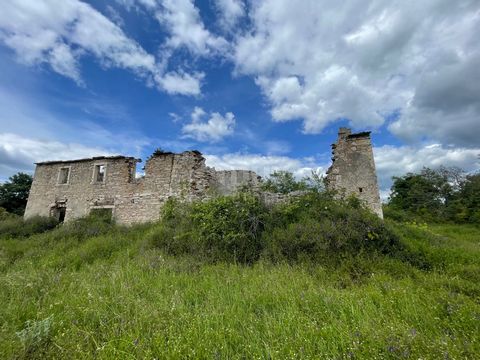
[1,218,479,358]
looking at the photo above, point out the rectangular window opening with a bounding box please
[58,167,70,184]
[359,187,363,193]
[94,164,106,183]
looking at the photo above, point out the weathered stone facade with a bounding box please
[24,151,258,225]
[24,127,383,224]
[326,128,383,218]
[215,170,262,195]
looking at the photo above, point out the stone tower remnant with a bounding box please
[326,127,383,218]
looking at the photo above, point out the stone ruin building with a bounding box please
[24,128,383,224]
[326,127,383,218]
[24,151,261,225]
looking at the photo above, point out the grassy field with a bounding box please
[0,221,479,359]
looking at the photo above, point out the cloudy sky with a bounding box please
[0,0,479,198]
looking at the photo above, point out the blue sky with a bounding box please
[0,0,479,197]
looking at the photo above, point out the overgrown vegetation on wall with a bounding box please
[143,190,406,265]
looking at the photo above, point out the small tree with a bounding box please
[389,169,445,216]
[0,172,33,215]
[261,171,308,194]
[303,169,327,193]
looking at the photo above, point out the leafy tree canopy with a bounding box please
[388,166,479,223]
[261,171,308,194]
[0,172,33,215]
[261,170,326,195]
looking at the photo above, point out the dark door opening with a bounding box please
[51,206,66,223]
[58,207,66,222]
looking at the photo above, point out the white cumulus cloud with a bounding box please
[374,143,480,196]
[0,0,203,95]
[232,0,480,146]
[214,0,246,31]
[157,0,228,56]
[0,133,114,180]
[155,71,204,96]
[182,107,235,142]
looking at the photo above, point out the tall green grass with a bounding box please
[0,201,479,358]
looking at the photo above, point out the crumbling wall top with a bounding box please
[36,155,140,166]
[347,131,371,139]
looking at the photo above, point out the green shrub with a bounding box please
[147,192,404,266]
[262,192,403,264]
[190,193,266,263]
[0,207,17,221]
[261,170,308,194]
[383,205,415,223]
[0,216,59,238]
[147,193,266,263]
[145,198,195,256]
[51,211,119,241]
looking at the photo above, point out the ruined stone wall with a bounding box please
[24,156,138,222]
[25,128,384,225]
[325,128,383,218]
[24,151,217,225]
[215,170,262,195]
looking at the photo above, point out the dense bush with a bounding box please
[191,193,266,263]
[383,205,417,223]
[0,216,59,238]
[50,210,119,241]
[0,207,17,221]
[147,191,402,265]
[261,169,326,194]
[147,193,266,263]
[261,170,309,194]
[262,192,402,263]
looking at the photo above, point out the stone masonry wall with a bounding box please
[215,170,262,195]
[325,128,383,218]
[24,156,138,223]
[24,151,218,225]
